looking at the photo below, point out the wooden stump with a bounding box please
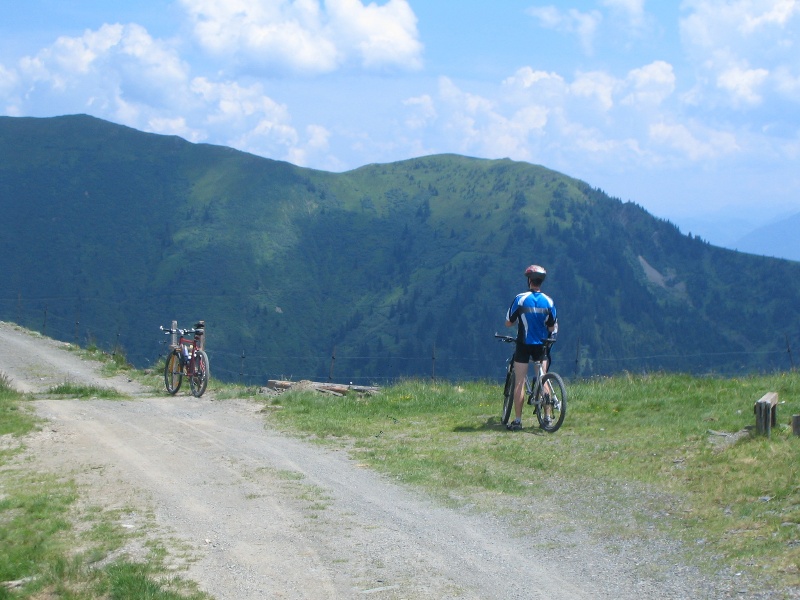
[754,392,778,437]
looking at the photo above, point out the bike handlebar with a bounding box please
[494,332,556,346]
[494,333,516,343]
[160,324,205,336]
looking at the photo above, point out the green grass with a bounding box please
[0,372,210,599]
[263,371,800,587]
[47,382,126,399]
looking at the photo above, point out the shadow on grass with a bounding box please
[453,417,547,436]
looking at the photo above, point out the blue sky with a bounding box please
[1,0,799,247]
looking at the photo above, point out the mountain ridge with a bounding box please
[1,114,799,382]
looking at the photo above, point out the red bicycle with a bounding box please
[161,321,209,397]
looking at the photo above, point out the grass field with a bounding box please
[263,371,800,587]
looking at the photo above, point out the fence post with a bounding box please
[329,346,336,381]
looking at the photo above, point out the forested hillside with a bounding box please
[1,114,798,383]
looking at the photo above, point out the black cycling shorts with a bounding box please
[514,343,549,364]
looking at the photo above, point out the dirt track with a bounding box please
[0,321,785,599]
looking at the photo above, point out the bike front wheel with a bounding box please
[501,366,515,425]
[164,351,183,395]
[189,350,209,397]
[535,372,567,433]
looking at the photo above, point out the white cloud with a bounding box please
[622,61,676,107]
[571,70,619,111]
[179,0,423,74]
[502,67,565,91]
[403,94,437,129]
[0,63,19,94]
[12,23,190,111]
[649,121,739,160]
[527,5,602,54]
[601,0,646,28]
[774,65,800,99]
[680,0,800,105]
[716,63,770,105]
[433,76,550,161]
[740,0,800,32]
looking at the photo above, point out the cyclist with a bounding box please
[504,264,557,430]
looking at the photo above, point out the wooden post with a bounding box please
[754,392,779,437]
[792,415,800,437]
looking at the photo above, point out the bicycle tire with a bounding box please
[535,372,567,433]
[164,351,183,395]
[189,350,209,397]
[501,367,515,425]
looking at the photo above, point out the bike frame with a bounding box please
[177,331,203,375]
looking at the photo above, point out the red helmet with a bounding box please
[524,264,546,283]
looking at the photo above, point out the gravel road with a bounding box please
[0,321,792,599]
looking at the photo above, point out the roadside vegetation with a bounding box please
[264,371,800,588]
[0,372,210,599]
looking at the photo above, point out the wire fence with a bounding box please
[1,297,797,387]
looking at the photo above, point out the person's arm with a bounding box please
[505,301,517,328]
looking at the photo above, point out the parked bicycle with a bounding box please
[495,333,567,432]
[161,322,209,397]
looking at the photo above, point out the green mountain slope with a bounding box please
[1,114,798,383]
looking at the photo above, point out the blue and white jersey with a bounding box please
[506,291,556,345]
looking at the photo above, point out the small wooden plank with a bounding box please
[266,379,380,395]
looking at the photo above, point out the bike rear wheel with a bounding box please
[535,372,567,433]
[164,351,183,395]
[501,366,515,425]
[189,350,209,397]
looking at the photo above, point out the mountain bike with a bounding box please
[161,322,209,397]
[495,334,567,432]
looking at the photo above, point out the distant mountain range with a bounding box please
[1,114,799,383]
[731,212,800,262]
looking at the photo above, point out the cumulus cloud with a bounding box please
[649,121,739,160]
[179,0,423,74]
[527,5,603,54]
[1,22,329,166]
[622,61,676,106]
[571,70,619,111]
[717,63,770,105]
[8,23,192,120]
[680,0,800,105]
[601,0,646,28]
[403,94,437,129]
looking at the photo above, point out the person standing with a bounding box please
[504,265,557,430]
